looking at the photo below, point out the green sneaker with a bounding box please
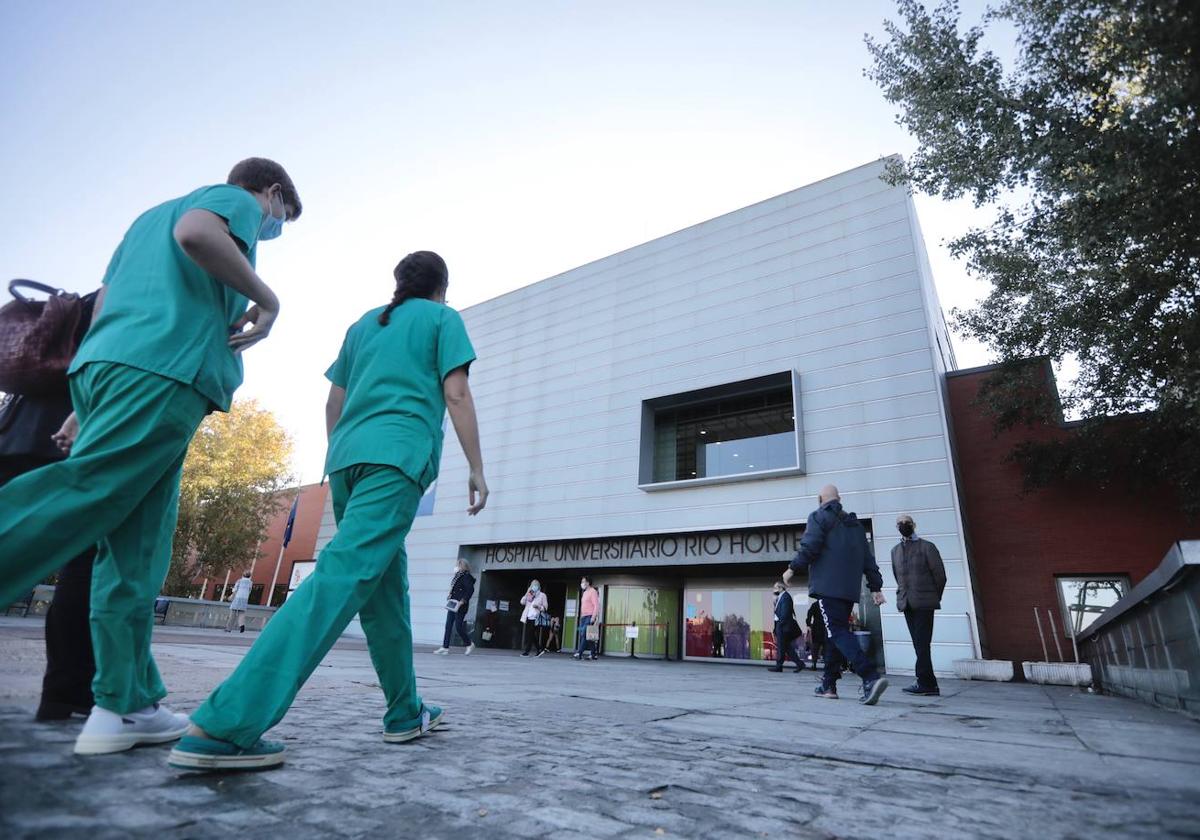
[167,734,285,771]
[383,704,443,743]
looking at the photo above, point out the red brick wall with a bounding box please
[946,364,1198,663]
[205,483,328,603]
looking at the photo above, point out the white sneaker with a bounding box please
[464,644,475,655]
[74,704,190,755]
[433,647,450,655]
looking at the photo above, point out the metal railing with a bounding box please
[598,622,671,659]
[1077,540,1199,717]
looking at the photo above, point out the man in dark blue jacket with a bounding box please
[783,484,889,705]
[767,581,804,673]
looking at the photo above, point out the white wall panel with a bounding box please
[316,159,980,673]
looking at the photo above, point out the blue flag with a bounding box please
[282,494,300,548]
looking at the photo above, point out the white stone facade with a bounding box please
[317,158,981,674]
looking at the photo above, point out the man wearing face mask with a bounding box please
[891,514,946,696]
[574,576,600,661]
[767,581,804,673]
[0,158,301,757]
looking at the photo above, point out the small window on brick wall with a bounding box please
[1056,576,1129,637]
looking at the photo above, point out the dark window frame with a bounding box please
[638,371,804,490]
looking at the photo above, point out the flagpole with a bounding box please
[268,491,300,607]
[267,541,286,607]
[248,537,262,576]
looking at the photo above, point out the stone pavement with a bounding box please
[1,617,1199,839]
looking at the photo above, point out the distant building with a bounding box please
[945,361,1198,663]
[204,482,328,607]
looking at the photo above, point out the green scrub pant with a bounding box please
[191,463,424,748]
[0,362,208,714]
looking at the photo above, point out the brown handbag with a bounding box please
[0,280,84,396]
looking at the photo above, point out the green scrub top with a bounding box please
[324,299,476,490]
[70,184,263,411]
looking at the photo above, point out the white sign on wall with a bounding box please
[288,560,316,596]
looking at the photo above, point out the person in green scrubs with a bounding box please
[0,158,301,755]
[171,250,488,771]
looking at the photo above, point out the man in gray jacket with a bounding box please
[891,514,947,696]
[783,485,888,705]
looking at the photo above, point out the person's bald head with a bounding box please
[818,484,840,505]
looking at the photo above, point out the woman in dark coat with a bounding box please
[434,558,476,654]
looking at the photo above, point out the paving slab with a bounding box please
[2,618,1199,839]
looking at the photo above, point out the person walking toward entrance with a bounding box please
[435,559,476,655]
[805,599,827,669]
[520,580,548,657]
[768,581,804,673]
[0,158,301,756]
[171,250,487,771]
[225,572,252,633]
[574,576,600,661]
[783,485,889,705]
[892,514,946,696]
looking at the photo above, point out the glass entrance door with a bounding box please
[563,590,579,654]
[601,585,679,659]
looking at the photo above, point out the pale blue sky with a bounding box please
[1,1,1002,482]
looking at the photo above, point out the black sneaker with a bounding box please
[536,649,547,657]
[572,653,582,660]
[35,699,93,721]
[902,683,940,696]
[814,683,838,700]
[767,666,783,672]
[521,651,531,657]
[860,677,889,705]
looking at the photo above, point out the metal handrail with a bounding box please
[596,622,671,659]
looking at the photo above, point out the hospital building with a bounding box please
[308,156,1000,676]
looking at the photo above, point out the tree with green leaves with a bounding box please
[161,399,295,596]
[866,0,1199,511]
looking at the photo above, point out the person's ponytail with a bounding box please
[378,251,449,325]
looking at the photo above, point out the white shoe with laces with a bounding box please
[74,703,190,755]
[433,647,450,655]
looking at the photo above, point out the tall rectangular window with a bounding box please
[640,372,803,487]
